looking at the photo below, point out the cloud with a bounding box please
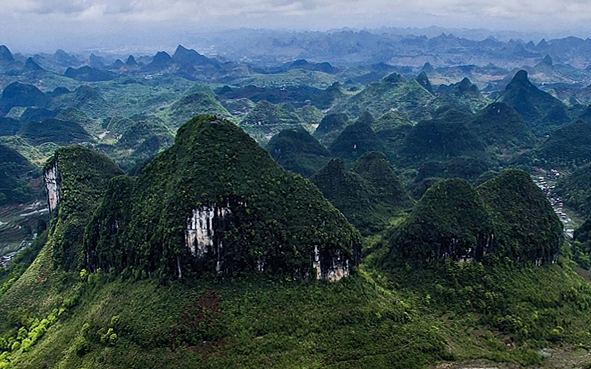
[2,0,590,25]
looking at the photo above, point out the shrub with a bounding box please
[74,337,89,356]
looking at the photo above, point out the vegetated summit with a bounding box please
[83,115,360,280]
[388,169,563,265]
[5,31,591,368]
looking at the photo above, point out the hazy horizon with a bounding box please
[3,0,591,54]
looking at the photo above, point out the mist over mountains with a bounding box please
[4,22,591,369]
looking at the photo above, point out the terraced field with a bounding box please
[0,200,48,264]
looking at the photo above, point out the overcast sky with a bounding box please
[2,0,591,53]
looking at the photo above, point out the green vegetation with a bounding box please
[313,113,349,145]
[388,169,563,265]
[106,114,174,171]
[467,102,537,151]
[46,146,124,271]
[266,128,331,177]
[329,120,383,161]
[0,83,49,114]
[0,144,37,205]
[64,66,116,82]
[85,115,360,279]
[158,92,232,129]
[477,169,563,263]
[388,178,494,263]
[498,70,567,134]
[537,120,591,167]
[0,267,457,369]
[0,118,21,137]
[18,119,92,146]
[555,163,591,217]
[373,110,413,132]
[4,41,591,369]
[240,101,305,143]
[51,85,110,119]
[297,104,324,125]
[415,156,490,184]
[397,118,486,166]
[351,151,414,211]
[432,77,489,114]
[382,261,591,365]
[312,153,412,235]
[333,74,433,121]
[574,220,591,268]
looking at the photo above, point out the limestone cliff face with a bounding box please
[184,203,353,281]
[43,162,61,214]
[85,115,361,281]
[42,146,124,271]
[312,245,350,281]
[185,204,231,274]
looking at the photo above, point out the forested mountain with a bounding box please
[2,29,591,369]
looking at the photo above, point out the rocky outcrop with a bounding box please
[85,116,361,281]
[44,163,61,214]
[185,204,232,274]
[312,245,350,281]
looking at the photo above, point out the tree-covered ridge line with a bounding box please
[3,35,591,368]
[37,115,360,281]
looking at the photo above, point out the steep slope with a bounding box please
[536,120,591,167]
[555,163,591,217]
[415,72,434,94]
[0,117,22,136]
[477,169,563,264]
[351,151,413,211]
[24,57,44,72]
[115,115,174,168]
[313,113,349,145]
[497,70,567,133]
[64,66,116,82]
[145,51,173,71]
[0,82,49,114]
[240,100,304,143]
[388,179,494,263]
[95,115,174,171]
[51,85,110,119]
[414,156,490,184]
[296,107,322,129]
[311,154,411,234]
[311,158,377,234]
[43,146,124,271]
[333,73,433,121]
[0,144,36,205]
[159,92,232,129]
[389,169,562,266]
[315,82,348,109]
[172,45,212,66]
[467,102,537,150]
[266,128,332,177]
[329,120,383,161]
[432,78,489,113]
[19,108,58,123]
[397,118,485,166]
[18,119,92,146]
[373,110,413,132]
[85,115,360,280]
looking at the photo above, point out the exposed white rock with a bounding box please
[313,245,321,279]
[185,205,230,258]
[44,164,61,214]
[325,253,349,282]
[313,245,350,282]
